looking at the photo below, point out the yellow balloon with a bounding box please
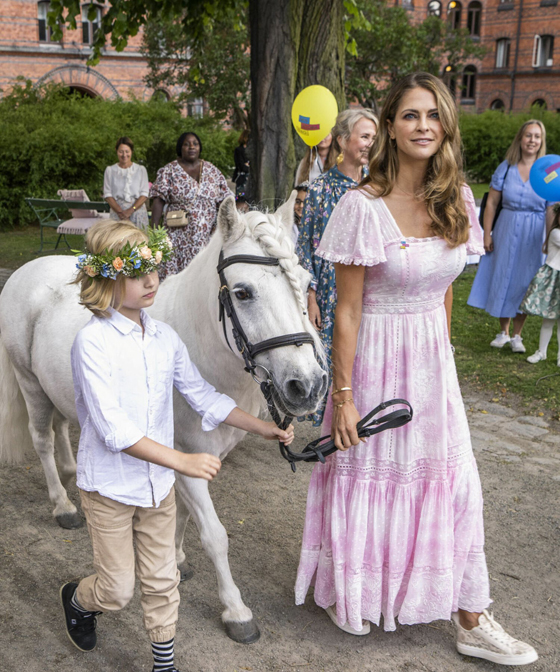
[291,85,338,147]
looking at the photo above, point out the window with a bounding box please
[533,35,554,67]
[152,89,170,102]
[447,1,462,29]
[82,4,102,45]
[401,0,414,7]
[38,1,52,42]
[461,65,477,100]
[467,1,482,37]
[443,65,457,96]
[428,0,442,15]
[187,98,204,118]
[495,38,511,68]
[532,99,547,109]
[490,99,505,111]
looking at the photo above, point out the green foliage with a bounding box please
[142,3,250,129]
[460,109,560,183]
[0,81,237,229]
[346,0,486,109]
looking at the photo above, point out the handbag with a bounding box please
[478,163,511,230]
[165,210,189,227]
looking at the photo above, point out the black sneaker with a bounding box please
[60,582,100,652]
[151,669,181,672]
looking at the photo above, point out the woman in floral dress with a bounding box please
[295,73,537,666]
[297,109,378,425]
[150,132,231,280]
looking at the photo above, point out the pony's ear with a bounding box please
[275,190,296,232]
[218,195,245,243]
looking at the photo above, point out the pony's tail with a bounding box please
[0,334,33,464]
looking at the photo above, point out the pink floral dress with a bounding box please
[295,186,491,631]
[150,160,231,279]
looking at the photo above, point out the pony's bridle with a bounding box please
[217,250,413,471]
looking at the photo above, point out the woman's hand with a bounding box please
[258,421,295,445]
[332,401,365,451]
[121,207,134,220]
[308,291,322,330]
[483,232,493,253]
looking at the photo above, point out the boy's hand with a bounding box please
[259,421,295,445]
[177,452,221,481]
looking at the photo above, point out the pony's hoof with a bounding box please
[178,563,194,582]
[55,511,83,529]
[224,619,261,644]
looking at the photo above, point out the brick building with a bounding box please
[0,0,175,101]
[404,0,560,112]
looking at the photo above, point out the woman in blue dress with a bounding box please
[468,120,557,352]
[297,108,377,425]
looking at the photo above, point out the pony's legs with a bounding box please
[174,473,260,644]
[52,408,76,488]
[15,370,81,529]
[174,493,194,581]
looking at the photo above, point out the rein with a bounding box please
[217,250,413,471]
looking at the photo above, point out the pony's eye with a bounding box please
[234,288,252,301]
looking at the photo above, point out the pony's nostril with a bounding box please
[285,378,310,400]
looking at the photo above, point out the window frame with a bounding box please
[82,3,103,46]
[428,0,442,15]
[533,34,554,68]
[461,65,477,100]
[466,1,482,37]
[447,1,462,30]
[38,1,52,43]
[495,38,511,68]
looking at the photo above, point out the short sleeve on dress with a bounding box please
[462,184,485,256]
[149,163,173,202]
[489,160,510,192]
[316,189,387,266]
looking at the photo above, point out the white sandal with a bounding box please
[325,605,370,636]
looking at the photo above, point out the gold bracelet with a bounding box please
[334,397,353,409]
[332,386,352,396]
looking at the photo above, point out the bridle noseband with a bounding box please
[217,249,413,471]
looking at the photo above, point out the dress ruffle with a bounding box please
[295,453,490,631]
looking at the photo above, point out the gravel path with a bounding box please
[0,394,559,672]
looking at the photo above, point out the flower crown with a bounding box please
[76,227,173,280]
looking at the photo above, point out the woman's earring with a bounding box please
[336,151,344,165]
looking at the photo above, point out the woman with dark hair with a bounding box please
[233,129,250,198]
[150,131,231,279]
[104,137,149,229]
[295,73,537,666]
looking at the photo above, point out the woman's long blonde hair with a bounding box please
[360,72,469,248]
[504,119,547,166]
[73,219,149,318]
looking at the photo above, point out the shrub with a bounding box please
[0,81,237,229]
[460,108,560,183]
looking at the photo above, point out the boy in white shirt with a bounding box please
[63,219,294,672]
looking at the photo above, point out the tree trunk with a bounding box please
[249,0,345,206]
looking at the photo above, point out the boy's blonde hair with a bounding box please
[74,219,149,318]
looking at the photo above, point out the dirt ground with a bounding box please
[0,414,559,672]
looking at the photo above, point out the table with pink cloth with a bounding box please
[295,186,492,632]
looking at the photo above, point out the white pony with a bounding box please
[0,195,327,643]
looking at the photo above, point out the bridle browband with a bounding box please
[217,249,413,471]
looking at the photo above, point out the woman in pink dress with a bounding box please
[295,73,537,666]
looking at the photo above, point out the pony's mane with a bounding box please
[241,210,326,366]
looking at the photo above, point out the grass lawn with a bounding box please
[453,268,559,418]
[1,227,557,417]
[468,183,490,200]
[0,226,85,269]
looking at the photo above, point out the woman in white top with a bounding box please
[104,136,150,230]
[521,204,560,363]
[294,133,332,185]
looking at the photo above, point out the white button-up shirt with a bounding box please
[71,308,237,507]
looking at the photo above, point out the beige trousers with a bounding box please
[76,487,180,643]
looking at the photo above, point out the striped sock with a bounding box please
[151,638,174,672]
[70,588,91,616]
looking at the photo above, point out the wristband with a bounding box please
[332,386,352,396]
